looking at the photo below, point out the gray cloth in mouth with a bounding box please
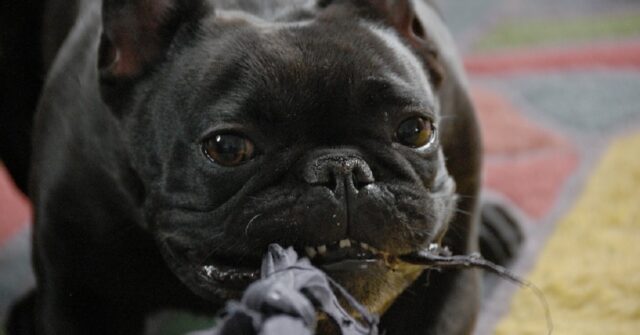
[188,244,379,335]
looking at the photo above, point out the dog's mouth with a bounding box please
[161,219,452,303]
[160,232,442,302]
[302,239,383,266]
[196,239,417,292]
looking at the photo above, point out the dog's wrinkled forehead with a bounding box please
[178,13,437,132]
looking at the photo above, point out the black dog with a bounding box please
[5,0,485,334]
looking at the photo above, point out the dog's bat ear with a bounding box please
[370,0,444,88]
[98,0,210,80]
[98,0,211,113]
[320,0,444,88]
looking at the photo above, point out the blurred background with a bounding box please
[439,0,640,334]
[1,0,640,334]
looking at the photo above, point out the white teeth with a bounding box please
[317,245,327,255]
[305,247,317,259]
[304,240,380,260]
[359,242,378,253]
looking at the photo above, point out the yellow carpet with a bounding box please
[496,134,640,335]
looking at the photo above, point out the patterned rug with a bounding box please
[1,0,640,334]
[443,0,640,334]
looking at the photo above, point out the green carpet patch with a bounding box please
[147,312,216,335]
[476,12,640,51]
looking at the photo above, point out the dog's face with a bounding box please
[100,0,457,314]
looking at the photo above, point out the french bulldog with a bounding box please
[6,0,483,334]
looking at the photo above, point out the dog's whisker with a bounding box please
[244,214,263,237]
[447,192,478,200]
[454,208,473,217]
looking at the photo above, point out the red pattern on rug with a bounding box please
[465,41,640,75]
[471,87,579,219]
[0,165,31,244]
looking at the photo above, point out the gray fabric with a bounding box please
[190,244,378,335]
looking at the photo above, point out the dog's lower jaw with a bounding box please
[162,239,424,318]
[325,260,424,316]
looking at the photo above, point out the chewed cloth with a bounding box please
[190,244,379,335]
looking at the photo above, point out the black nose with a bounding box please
[301,151,374,193]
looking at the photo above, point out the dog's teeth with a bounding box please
[339,239,351,248]
[317,245,327,255]
[305,246,317,259]
[358,242,380,254]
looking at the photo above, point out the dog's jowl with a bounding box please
[6,0,482,334]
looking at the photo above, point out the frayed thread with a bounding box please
[401,245,553,335]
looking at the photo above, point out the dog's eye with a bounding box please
[396,117,436,148]
[202,133,255,166]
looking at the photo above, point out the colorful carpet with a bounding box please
[442,0,640,333]
[495,134,640,335]
[1,0,640,334]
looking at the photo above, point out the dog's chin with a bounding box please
[320,258,424,314]
[160,239,426,315]
[158,245,260,301]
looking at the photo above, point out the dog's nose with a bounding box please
[301,152,374,193]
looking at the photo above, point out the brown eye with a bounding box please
[396,117,435,148]
[202,133,255,166]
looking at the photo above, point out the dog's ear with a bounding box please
[97,0,212,117]
[98,0,210,111]
[99,0,209,78]
[366,0,444,88]
[321,0,444,87]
